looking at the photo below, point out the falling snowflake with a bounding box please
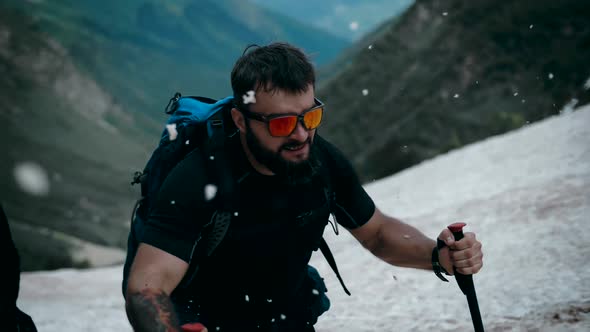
[522,99,526,103]
[166,124,178,141]
[209,155,215,160]
[548,73,554,80]
[267,299,273,303]
[349,21,359,31]
[453,93,460,98]
[312,289,319,295]
[234,211,239,217]
[243,90,256,105]
[204,184,218,201]
[280,314,287,320]
[13,162,50,196]
[216,327,220,331]
[170,200,175,205]
[442,12,448,16]
[529,24,534,29]
[513,92,518,97]
[368,44,373,50]
[245,295,250,302]
[584,77,590,90]
[362,89,369,96]
[271,318,275,323]
[185,140,190,145]
[403,234,411,239]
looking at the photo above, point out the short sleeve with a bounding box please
[317,136,376,229]
[140,150,211,262]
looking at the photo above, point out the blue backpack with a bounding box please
[123,92,238,293]
[132,93,236,219]
[122,92,350,322]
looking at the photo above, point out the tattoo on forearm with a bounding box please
[126,289,180,332]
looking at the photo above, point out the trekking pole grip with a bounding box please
[448,222,466,241]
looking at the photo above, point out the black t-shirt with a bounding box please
[139,135,375,329]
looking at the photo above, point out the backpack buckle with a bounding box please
[165,92,182,114]
[210,119,223,127]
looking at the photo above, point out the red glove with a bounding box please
[181,322,208,332]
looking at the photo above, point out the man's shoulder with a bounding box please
[315,135,350,166]
[315,134,336,156]
[314,134,362,183]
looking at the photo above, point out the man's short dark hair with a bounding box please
[231,42,316,110]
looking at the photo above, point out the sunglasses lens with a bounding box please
[303,107,323,130]
[269,116,298,136]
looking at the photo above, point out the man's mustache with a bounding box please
[280,137,312,151]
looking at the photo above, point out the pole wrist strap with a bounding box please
[432,238,450,282]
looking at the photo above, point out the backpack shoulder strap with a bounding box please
[176,210,232,290]
[315,139,352,296]
[198,109,237,256]
[319,238,351,296]
[176,108,238,291]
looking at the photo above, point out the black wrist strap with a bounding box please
[432,238,450,282]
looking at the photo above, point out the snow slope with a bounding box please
[18,105,590,331]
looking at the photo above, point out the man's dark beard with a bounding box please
[245,122,321,186]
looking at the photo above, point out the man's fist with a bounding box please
[437,228,483,275]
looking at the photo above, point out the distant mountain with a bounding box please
[317,0,590,182]
[3,0,349,124]
[251,0,414,40]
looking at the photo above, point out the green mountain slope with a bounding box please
[3,0,349,125]
[0,7,157,270]
[317,0,590,182]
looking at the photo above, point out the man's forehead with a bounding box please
[252,87,315,114]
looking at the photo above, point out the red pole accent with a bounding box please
[448,222,466,234]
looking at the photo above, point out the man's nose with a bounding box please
[289,119,309,141]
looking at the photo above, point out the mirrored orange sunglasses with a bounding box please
[241,98,324,137]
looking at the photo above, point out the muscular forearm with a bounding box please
[126,288,181,332]
[371,216,436,270]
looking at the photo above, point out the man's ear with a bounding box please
[231,108,246,133]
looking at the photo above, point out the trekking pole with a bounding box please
[448,222,484,332]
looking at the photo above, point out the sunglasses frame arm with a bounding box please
[240,98,324,122]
